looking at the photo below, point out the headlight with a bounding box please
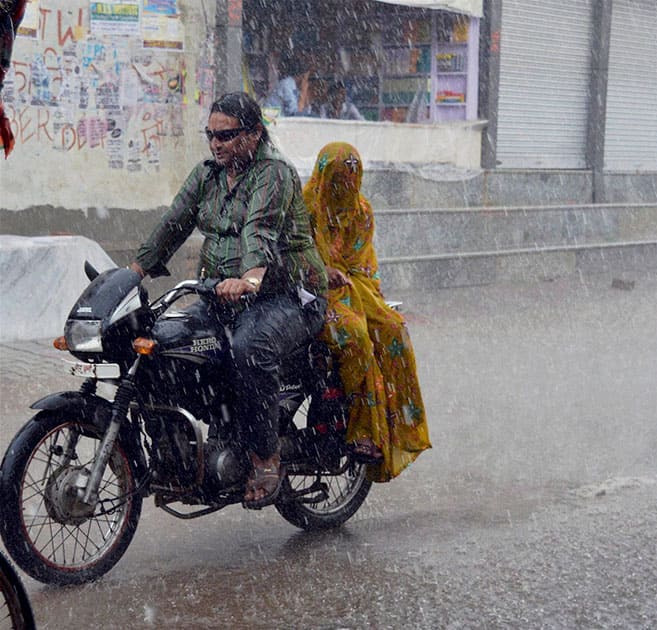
[64,320,103,352]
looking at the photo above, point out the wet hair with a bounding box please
[210,92,269,144]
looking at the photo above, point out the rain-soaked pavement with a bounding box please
[1,271,656,629]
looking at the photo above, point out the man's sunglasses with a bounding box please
[204,127,247,142]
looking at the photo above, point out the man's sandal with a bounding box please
[348,439,384,464]
[243,451,285,509]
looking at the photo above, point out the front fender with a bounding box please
[30,391,114,439]
[29,391,148,482]
[31,391,111,416]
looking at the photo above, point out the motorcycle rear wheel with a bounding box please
[0,411,142,586]
[276,398,371,530]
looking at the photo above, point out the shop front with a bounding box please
[241,0,484,172]
[487,0,656,180]
[604,0,657,171]
[494,0,594,169]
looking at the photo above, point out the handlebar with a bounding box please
[150,278,256,318]
[150,279,214,315]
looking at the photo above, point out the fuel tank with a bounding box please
[151,299,228,364]
[139,299,230,414]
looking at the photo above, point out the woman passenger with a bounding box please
[303,142,431,482]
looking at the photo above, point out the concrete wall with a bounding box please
[364,169,657,209]
[269,117,486,175]
[0,0,214,211]
[2,168,655,247]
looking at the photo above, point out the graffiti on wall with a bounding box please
[2,1,215,171]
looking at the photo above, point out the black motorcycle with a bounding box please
[0,264,370,586]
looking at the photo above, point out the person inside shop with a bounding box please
[0,0,27,158]
[303,142,431,482]
[263,51,313,117]
[130,92,328,508]
[316,79,364,121]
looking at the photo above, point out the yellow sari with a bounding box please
[303,142,431,481]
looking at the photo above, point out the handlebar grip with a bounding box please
[201,278,257,304]
[200,278,220,295]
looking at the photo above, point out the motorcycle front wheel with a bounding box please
[276,397,372,530]
[0,410,142,586]
[0,551,35,630]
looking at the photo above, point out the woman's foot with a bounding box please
[243,451,284,509]
[349,439,383,464]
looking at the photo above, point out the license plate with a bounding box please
[64,361,121,379]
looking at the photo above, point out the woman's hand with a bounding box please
[326,266,352,290]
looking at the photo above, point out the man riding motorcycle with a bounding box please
[130,91,327,508]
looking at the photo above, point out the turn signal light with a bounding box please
[53,336,68,351]
[132,337,158,355]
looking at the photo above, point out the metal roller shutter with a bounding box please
[496,0,593,169]
[604,0,657,171]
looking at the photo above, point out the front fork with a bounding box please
[79,357,141,506]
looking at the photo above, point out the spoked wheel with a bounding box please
[0,411,142,585]
[0,551,35,630]
[276,397,371,530]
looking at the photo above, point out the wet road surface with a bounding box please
[1,272,656,629]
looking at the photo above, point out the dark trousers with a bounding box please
[228,293,326,458]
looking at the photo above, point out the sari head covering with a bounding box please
[304,141,363,210]
[303,142,379,286]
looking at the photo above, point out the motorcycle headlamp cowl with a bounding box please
[64,319,103,352]
[108,286,143,326]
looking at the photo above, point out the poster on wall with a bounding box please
[142,14,184,50]
[90,1,141,37]
[143,0,178,14]
[2,0,195,174]
[142,0,184,50]
[16,0,40,38]
[106,113,126,169]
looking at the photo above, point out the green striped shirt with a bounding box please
[136,142,327,297]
